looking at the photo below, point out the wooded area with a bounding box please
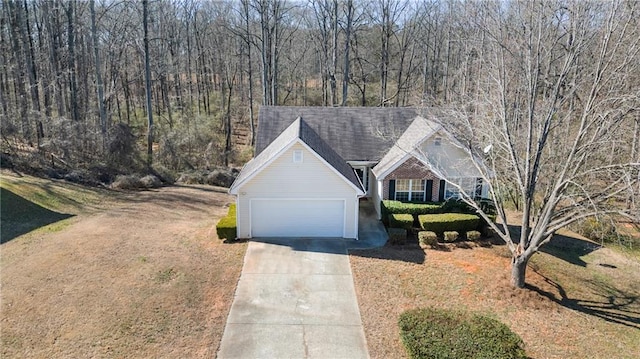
[1,0,637,172]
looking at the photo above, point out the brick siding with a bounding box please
[382,156,442,201]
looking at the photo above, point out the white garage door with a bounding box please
[251,199,345,237]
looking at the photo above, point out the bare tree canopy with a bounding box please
[421,0,639,287]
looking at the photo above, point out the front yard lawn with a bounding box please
[350,232,640,358]
[1,173,246,358]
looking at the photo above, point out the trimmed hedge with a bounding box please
[444,231,459,242]
[388,228,407,245]
[216,203,237,240]
[227,203,237,217]
[389,213,414,230]
[399,308,526,359]
[216,215,236,240]
[382,200,442,216]
[418,231,438,247]
[466,230,482,241]
[382,200,441,225]
[418,213,480,236]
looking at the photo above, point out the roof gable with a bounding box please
[372,116,442,179]
[230,118,364,194]
[256,106,420,161]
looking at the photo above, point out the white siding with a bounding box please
[371,175,382,220]
[236,143,359,238]
[420,132,482,178]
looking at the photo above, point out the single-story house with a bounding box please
[229,106,488,239]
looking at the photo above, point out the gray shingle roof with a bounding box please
[256,106,420,161]
[230,117,364,194]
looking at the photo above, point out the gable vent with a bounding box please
[293,150,303,163]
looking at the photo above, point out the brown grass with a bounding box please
[1,173,246,358]
[351,231,640,359]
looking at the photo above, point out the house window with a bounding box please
[293,150,303,163]
[434,137,442,146]
[395,179,425,202]
[475,178,483,198]
[444,178,479,200]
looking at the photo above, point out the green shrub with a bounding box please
[399,308,526,359]
[418,231,438,247]
[388,227,407,245]
[227,203,237,217]
[577,217,616,242]
[440,198,474,213]
[466,230,482,241]
[216,215,237,240]
[479,214,497,237]
[444,231,459,242]
[419,213,480,236]
[389,213,414,230]
[382,200,442,225]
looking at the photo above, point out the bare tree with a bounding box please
[143,0,153,167]
[341,0,354,106]
[90,0,107,150]
[423,0,640,288]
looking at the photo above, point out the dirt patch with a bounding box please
[351,235,640,359]
[1,181,246,358]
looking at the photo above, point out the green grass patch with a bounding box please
[399,307,526,359]
[1,173,118,213]
[0,187,74,243]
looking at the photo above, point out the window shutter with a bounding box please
[438,179,446,202]
[475,178,483,198]
[425,180,433,202]
[388,180,396,200]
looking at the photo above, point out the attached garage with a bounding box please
[250,199,345,237]
[229,118,364,239]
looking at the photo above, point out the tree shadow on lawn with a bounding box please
[539,233,601,267]
[506,224,600,267]
[526,271,640,329]
[350,242,426,264]
[0,187,74,244]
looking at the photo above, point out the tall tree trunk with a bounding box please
[143,0,154,167]
[329,0,337,106]
[270,1,278,105]
[379,1,390,106]
[511,255,528,288]
[20,0,43,145]
[242,0,256,145]
[43,1,65,118]
[90,0,107,151]
[7,0,30,144]
[341,0,353,107]
[66,1,79,125]
[33,1,51,119]
[259,0,270,105]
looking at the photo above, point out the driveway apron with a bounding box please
[217,237,369,358]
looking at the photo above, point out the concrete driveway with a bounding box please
[217,237,370,358]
